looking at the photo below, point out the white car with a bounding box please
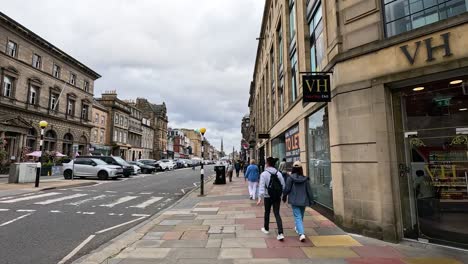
[158,159,175,171]
[130,164,141,175]
[63,158,123,180]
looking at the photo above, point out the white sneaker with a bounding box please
[277,233,285,241]
[261,227,269,234]
[299,234,306,242]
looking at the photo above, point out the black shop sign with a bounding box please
[302,75,331,102]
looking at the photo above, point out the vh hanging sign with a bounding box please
[302,75,331,102]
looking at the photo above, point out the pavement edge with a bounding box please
[72,174,216,264]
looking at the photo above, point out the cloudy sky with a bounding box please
[2,1,264,153]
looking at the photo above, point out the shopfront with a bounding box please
[393,77,468,248]
[307,107,333,210]
[285,124,300,172]
[271,134,286,169]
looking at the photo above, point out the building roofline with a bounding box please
[0,12,101,80]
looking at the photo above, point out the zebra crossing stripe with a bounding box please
[99,196,138,208]
[68,195,108,206]
[34,194,88,205]
[0,192,61,203]
[130,197,163,209]
[0,209,9,212]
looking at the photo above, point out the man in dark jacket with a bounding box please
[282,160,314,242]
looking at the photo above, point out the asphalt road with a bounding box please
[0,165,214,264]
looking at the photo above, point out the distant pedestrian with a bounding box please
[282,161,314,242]
[245,159,260,200]
[235,161,241,177]
[227,161,234,182]
[257,157,285,241]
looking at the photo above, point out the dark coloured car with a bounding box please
[80,155,133,177]
[137,159,162,171]
[128,161,156,174]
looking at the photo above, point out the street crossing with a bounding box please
[0,191,172,211]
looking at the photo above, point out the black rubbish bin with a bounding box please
[214,165,226,184]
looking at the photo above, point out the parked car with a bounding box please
[128,161,156,174]
[128,163,141,175]
[137,159,162,171]
[158,159,175,171]
[174,159,185,169]
[63,158,123,180]
[80,155,133,177]
[185,159,193,168]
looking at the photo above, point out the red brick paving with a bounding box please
[252,248,308,259]
[161,231,183,240]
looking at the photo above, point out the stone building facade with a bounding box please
[250,0,468,248]
[135,98,168,160]
[125,101,143,161]
[97,91,132,158]
[90,99,111,155]
[0,12,100,161]
[141,118,154,160]
[181,129,202,158]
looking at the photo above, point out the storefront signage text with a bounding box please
[285,124,300,165]
[400,32,452,65]
[302,75,331,102]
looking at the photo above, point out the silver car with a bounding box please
[63,158,123,180]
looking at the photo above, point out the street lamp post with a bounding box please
[35,120,48,188]
[199,128,206,196]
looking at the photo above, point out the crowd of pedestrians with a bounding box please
[227,156,314,242]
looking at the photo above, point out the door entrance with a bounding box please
[395,78,468,248]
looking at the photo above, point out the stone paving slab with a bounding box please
[99,177,466,264]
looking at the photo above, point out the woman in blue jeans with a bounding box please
[282,161,314,242]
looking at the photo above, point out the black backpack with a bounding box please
[267,171,283,201]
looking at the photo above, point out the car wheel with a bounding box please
[98,171,109,180]
[64,170,73,180]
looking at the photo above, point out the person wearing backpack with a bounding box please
[282,161,314,242]
[257,157,285,241]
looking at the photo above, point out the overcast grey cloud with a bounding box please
[1,0,264,153]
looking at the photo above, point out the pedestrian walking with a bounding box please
[227,161,234,182]
[235,160,241,177]
[282,160,314,242]
[244,159,260,200]
[257,157,285,241]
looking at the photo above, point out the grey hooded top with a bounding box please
[283,173,314,207]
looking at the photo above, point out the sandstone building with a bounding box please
[249,0,468,248]
[0,12,100,160]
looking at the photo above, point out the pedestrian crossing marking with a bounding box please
[0,209,9,212]
[68,195,108,206]
[130,197,163,209]
[99,196,138,208]
[17,209,35,212]
[82,212,95,215]
[139,192,152,195]
[50,210,62,213]
[35,194,88,205]
[0,192,62,203]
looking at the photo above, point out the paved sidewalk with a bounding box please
[86,177,466,264]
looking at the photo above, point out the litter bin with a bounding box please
[214,165,226,184]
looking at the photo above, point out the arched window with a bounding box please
[44,130,57,151]
[63,133,74,156]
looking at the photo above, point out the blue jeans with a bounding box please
[292,206,305,235]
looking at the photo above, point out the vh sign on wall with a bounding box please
[303,75,331,102]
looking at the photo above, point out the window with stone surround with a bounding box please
[384,0,467,37]
[81,104,89,120]
[50,93,58,110]
[53,64,61,78]
[29,85,38,105]
[70,72,77,85]
[290,51,298,102]
[67,99,75,116]
[32,54,42,69]
[308,1,324,72]
[3,76,13,97]
[84,80,90,92]
[6,40,17,57]
[289,0,297,42]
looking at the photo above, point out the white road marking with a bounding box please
[105,191,117,193]
[0,209,9,212]
[0,196,14,201]
[57,234,95,264]
[34,194,88,205]
[50,210,62,213]
[132,214,150,217]
[82,212,95,215]
[139,192,152,195]
[99,196,138,208]
[17,209,36,212]
[130,197,163,209]
[181,189,186,194]
[95,216,147,234]
[126,192,134,194]
[0,192,61,203]
[0,213,33,227]
[68,195,108,206]
[108,213,116,216]
[193,182,198,187]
